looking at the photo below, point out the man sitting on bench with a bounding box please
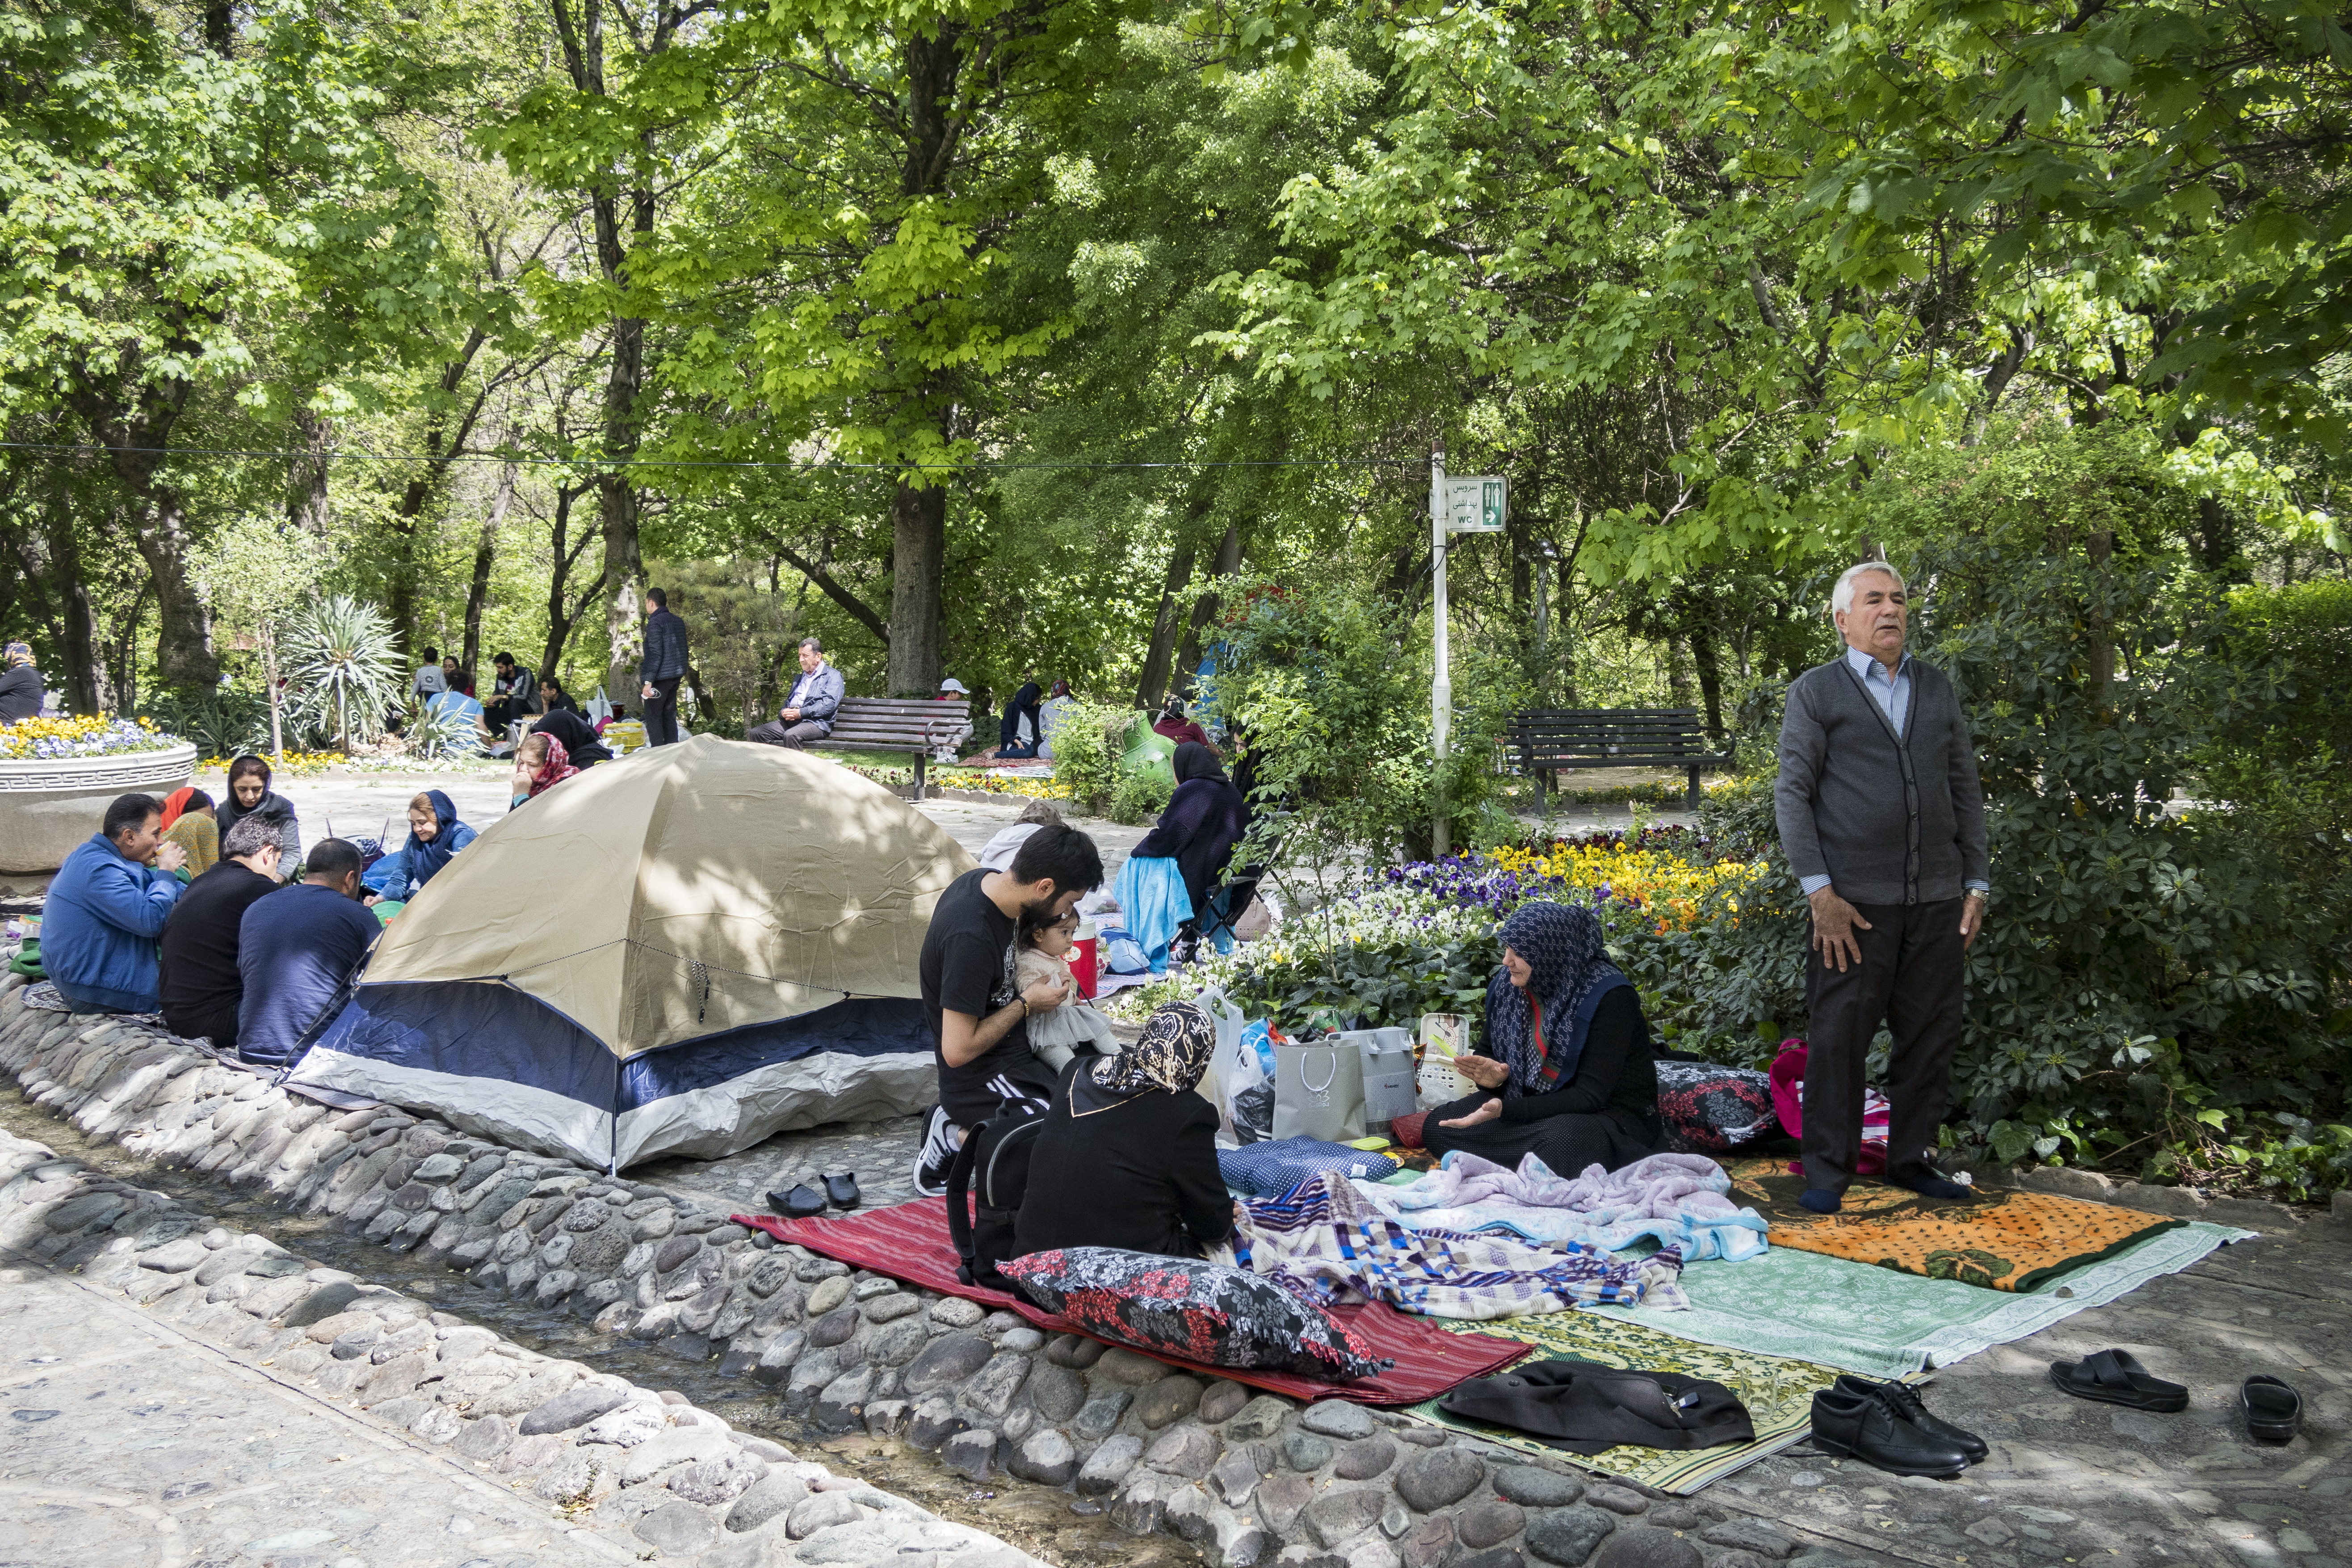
[748,638,843,749]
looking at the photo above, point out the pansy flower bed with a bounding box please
[0,715,183,761]
[1107,830,1764,1032]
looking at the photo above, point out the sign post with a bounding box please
[1429,448,1505,858]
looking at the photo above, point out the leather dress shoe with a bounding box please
[1811,1382,1971,1477]
[768,1184,826,1219]
[1835,1375,1987,1463]
[823,1172,861,1210]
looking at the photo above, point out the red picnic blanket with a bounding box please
[735,1198,1525,1407]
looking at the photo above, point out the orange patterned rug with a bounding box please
[1723,1159,2185,1293]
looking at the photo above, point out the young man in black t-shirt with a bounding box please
[913,823,1104,1194]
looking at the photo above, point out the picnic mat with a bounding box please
[1400,1309,1873,1495]
[1725,1158,2186,1291]
[1581,1219,2253,1379]
[738,1198,1527,1406]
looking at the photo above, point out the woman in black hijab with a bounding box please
[214,755,302,877]
[530,706,612,765]
[1130,741,1250,925]
[1423,900,1662,1176]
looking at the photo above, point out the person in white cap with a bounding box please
[932,678,974,762]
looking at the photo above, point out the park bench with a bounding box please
[1504,707,1734,809]
[809,697,973,795]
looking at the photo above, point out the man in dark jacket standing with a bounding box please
[639,588,689,746]
[1775,561,1989,1213]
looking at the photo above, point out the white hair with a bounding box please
[1831,560,1906,617]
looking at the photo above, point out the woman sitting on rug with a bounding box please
[1015,1000,1238,1260]
[1424,900,1663,1176]
[363,790,477,903]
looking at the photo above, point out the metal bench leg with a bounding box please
[1686,766,1701,811]
[913,752,927,799]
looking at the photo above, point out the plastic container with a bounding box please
[1071,917,1098,999]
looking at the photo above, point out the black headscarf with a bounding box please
[1484,900,1628,1095]
[215,755,295,838]
[1171,740,1226,785]
[532,707,612,765]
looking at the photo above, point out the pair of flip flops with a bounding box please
[2050,1349,2303,1441]
[769,1173,860,1219]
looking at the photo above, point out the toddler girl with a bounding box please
[1016,907,1118,1071]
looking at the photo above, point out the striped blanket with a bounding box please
[1222,1170,1688,1320]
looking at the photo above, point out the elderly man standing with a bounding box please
[748,638,844,748]
[1776,561,1990,1213]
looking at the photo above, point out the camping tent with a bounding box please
[289,735,975,1169]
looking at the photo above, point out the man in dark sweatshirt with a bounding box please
[1775,560,1989,1213]
[639,588,689,747]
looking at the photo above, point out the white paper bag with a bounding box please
[1417,1013,1475,1108]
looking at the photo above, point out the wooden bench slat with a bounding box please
[1503,705,1732,807]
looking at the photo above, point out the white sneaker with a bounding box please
[912,1106,960,1197]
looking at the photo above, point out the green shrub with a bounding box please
[1628,523,2350,1195]
[1049,701,1131,815]
[1108,761,1174,825]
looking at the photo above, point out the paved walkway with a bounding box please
[0,1259,631,1568]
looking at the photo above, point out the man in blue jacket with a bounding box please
[45,793,189,1013]
[639,588,690,746]
[747,638,844,748]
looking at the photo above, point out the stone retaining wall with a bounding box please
[0,974,1873,1568]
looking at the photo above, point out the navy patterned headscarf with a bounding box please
[1484,901,1624,1095]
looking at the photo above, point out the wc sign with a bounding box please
[1445,476,1507,533]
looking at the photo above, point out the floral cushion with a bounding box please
[1000,1247,1388,1379]
[1655,1060,1781,1152]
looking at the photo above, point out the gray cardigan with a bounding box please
[1774,653,1990,906]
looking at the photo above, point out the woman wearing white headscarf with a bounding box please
[1014,1000,1237,1258]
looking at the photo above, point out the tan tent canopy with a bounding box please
[291,736,975,1168]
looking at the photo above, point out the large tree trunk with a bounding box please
[886,476,946,694]
[1134,534,1198,709]
[1173,520,1245,689]
[461,462,516,679]
[43,499,105,715]
[540,481,602,686]
[1690,622,1726,742]
[288,407,332,533]
[597,315,647,699]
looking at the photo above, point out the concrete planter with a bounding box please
[0,742,197,874]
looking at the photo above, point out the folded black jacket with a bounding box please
[1438,1358,1755,1455]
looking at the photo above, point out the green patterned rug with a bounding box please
[1402,1311,1869,1495]
[1578,1219,2253,1379]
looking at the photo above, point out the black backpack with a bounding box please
[943,1112,1046,1290]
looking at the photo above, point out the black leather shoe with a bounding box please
[823,1172,861,1210]
[1835,1375,1988,1464]
[2244,1375,2302,1442]
[768,1184,826,1219]
[1811,1383,1970,1477]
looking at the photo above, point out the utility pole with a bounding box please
[1430,444,1507,860]
[1431,443,1450,858]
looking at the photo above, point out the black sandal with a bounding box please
[2243,1376,2302,1442]
[2049,1349,2188,1412]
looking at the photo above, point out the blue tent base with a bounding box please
[289,980,935,1170]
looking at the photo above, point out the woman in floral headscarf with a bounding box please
[507,731,579,810]
[1015,1000,1239,1259]
[1423,900,1663,1177]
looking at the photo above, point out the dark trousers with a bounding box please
[1000,696,1041,754]
[1802,897,1965,1191]
[644,677,682,745]
[164,1003,239,1050]
[747,718,827,748]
